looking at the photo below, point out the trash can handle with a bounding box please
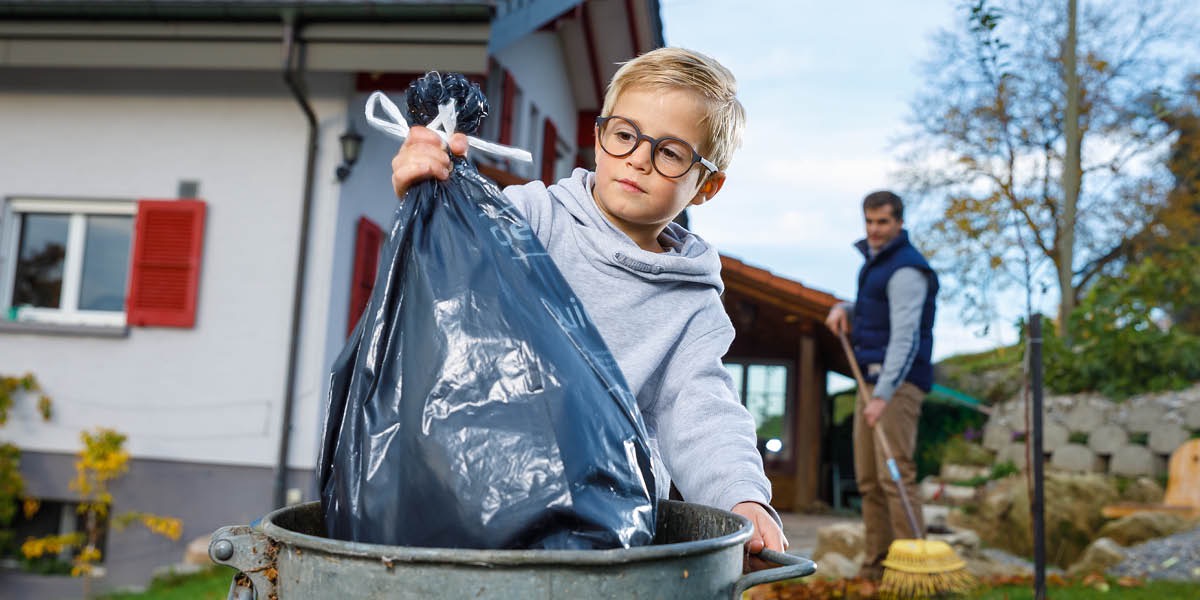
[731,548,817,598]
[209,525,277,600]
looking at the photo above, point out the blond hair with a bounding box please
[601,47,745,173]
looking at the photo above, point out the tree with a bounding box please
[1,374,181,590]
[897,0,1198,339]
[1128,72,1200,333]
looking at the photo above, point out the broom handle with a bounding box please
[838,332,924,540]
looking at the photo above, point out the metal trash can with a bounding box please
[210,499,816,599]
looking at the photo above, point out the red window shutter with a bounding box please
[347,216,384,337]
[499,70,517,145]
[541,117,559,183]
[126,199,206,328]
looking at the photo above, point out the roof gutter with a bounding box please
[274,9,317,510]
[0,1,492,23]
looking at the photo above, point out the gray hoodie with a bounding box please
[502,168,776,522]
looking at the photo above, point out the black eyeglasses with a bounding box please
[595,116,718,179]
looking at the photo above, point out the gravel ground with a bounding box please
[1108,526,1200,581]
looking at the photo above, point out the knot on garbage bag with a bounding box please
[407,71,488,136]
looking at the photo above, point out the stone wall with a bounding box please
[981,383,1200,477]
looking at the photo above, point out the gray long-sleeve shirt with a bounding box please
[839,266,929,402]
[502,168,778,525]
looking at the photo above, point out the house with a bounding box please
[719,255,851,513]
[0,0,663,592]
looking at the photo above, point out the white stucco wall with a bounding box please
[0,68,349,470]
[494,30,579,178]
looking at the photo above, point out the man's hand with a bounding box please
[825,306,850,335]
[863,397,887,428]
[390,126,470,199]
[732,501,789,572]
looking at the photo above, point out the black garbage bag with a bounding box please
[317,72,656,550]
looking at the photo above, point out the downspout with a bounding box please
[274,10,319,510]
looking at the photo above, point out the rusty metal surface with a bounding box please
[210,500,815,599]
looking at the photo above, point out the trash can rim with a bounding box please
[259,500,754,566]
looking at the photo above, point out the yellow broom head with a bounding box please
[879,539,976,599]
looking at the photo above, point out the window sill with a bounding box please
[0,320,129,339]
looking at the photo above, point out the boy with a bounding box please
[391,48,786,568]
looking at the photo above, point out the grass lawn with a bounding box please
[973,579,1200,599]
[743,576,1200,599]
[99,566,235,600]
[99,567,1200,599]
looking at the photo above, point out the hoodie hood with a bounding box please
[548,168,725,292]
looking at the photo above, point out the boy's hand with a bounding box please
[390,126,470,199]
[732,501,789,572]
[825,305,850,335]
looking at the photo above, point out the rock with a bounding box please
[966,548,1036,579]
[812,551,859,580]
[1043,420,1070,452]
[1108,524,1200,581]
[983,419,1013,452]
[1050,443,1104,473]
[1127,403,1167,434]
[1065,400,1110,433]
[928,527,981,557]
[1184,401,1200,431]
[153,563,206,581]
[1096,513,1199,547]
[183,534,212,566]
[996,442,1028,468]
[1111,445,1164,477]
[1148,422,1190,455]
[813,522,864,564]
[1088,424,1128,455]
[1120,477,1165,504]
[1067,537,1127,577]
[920,480,978,505]
[948,472,1118,568]
[923,504,950,530]
[941,463,991,482]
[943,484,979,505]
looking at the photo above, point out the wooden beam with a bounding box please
[792,334,822,511]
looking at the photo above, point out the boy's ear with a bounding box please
[690,171,726,206]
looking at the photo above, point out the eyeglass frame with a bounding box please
[594,115,719,179]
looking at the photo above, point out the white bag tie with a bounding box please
[364,90,533,164]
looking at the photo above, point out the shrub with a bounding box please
[1044,250,1200,399]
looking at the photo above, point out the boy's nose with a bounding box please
[626,139,654,170]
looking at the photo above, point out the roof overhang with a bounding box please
[0,1,492,22]
[488,0,663,111]
[0,1,492,73]
[720,254,854,376]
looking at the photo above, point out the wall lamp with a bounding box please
[336,128,364,182]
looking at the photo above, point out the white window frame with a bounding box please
[725,358,795,466]
[2,197,136,328]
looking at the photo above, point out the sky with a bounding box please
[659,0,1019,360]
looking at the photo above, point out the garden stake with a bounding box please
[838,332,975,599]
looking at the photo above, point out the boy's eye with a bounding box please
[657,142,688,163]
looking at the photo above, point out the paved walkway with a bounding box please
[777,511,859,557]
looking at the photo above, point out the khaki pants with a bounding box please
[853,382,924,579]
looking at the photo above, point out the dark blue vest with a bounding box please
[851,230,938,392]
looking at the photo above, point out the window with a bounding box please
[2,197,205,330]
[3,199,135,327]
[725,361,793,467]
[0,498,108,572]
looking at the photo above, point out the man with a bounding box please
[825,190,938,581]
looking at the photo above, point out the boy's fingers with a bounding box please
[448,133,470,157]
[407,125,443,146]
